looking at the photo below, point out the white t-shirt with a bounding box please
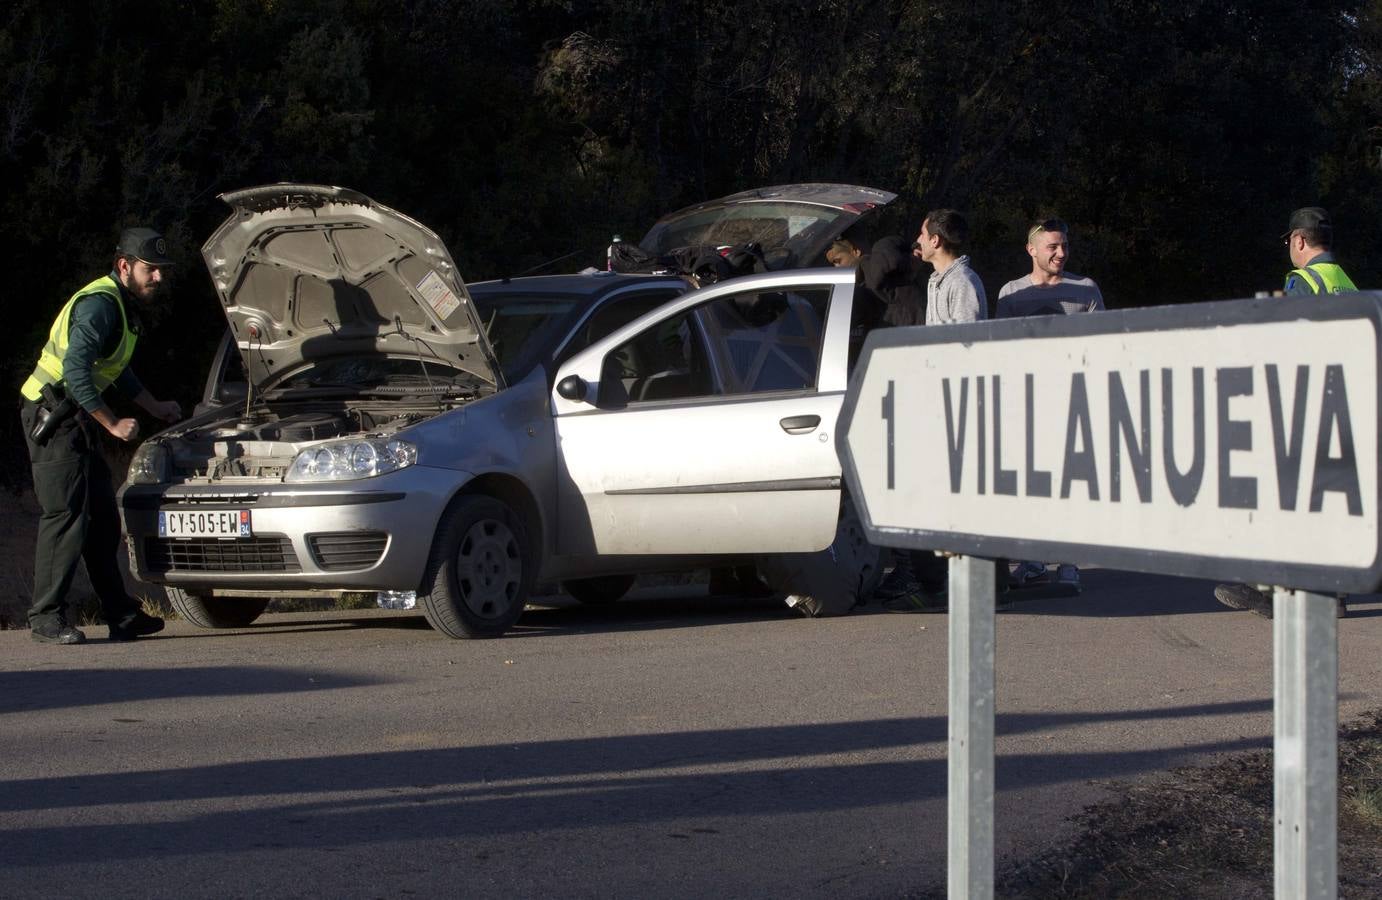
[996,273,1104,318]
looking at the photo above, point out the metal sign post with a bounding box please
[948,555,996,900]
[1274,589,1338,900]
[837,291,1382,899]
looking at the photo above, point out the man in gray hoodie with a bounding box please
[873,209,1001,612]
[913,209,986,324]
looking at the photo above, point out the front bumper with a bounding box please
[119,466,461,592]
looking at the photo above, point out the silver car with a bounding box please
[118,183,893,638]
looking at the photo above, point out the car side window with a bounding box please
[597,285,831,407]
[558,289,684,367]
[698,287,830,394]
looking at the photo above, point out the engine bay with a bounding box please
[164,401,446,482]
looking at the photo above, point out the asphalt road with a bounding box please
[2,569,1379,899]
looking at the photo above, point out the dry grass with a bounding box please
[268,592,381,613]
[1346,784,1382,830]
[1341,728,1382,831]
[979,710,1382,899]
[70,591,171,627]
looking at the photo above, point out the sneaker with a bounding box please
[1010,561,1048,588]
[1055,564,1081,594]
[882,595,922,613]
[1214,583,1272,618]
[874,561,920,601]
[923,583,948,610]
[109,611,165,642]
[883,585,948,613]
[31,622,86,644]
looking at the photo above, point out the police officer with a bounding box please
[1282,206,1357,294]
[20,227,183,643]
[1214,207,1356,619]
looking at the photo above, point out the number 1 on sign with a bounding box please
[881,380,895,490]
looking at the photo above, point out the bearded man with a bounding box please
[20,227,182,644]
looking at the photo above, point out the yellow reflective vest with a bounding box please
[1286,262,1357,295]
[20,275,138,402]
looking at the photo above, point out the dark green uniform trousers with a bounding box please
[21,400,138,629]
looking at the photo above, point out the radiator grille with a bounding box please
[308,532,388,571]
[145,537,300,573]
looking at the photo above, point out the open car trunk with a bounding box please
[611,183,897,282]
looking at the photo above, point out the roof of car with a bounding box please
[467,271,686,299]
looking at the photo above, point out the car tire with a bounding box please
[421,495,532,638]
[165,587,270,628]
[563,574,636,605]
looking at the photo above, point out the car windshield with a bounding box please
[639,201,852,268]
[471,292,584,382]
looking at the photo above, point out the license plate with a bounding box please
[159,509,252,538]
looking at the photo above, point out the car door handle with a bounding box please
[779,414,821,434]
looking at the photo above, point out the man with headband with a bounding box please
[997,218,1105,594]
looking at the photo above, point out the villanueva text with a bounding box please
[926,366,1363,515]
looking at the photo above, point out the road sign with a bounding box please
[839,292,1382,595]
[842,291,1372,898]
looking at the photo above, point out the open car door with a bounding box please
[551,267,860,557]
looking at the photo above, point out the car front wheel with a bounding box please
[164,587,270,628]
[421,495,532,638]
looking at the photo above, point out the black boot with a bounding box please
[109,610,165,642]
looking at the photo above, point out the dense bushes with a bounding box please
[1,0,1379,487]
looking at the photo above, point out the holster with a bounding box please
[30,383,78,447]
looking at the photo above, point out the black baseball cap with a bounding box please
[1281,207,1332,241]
[116,227,175,266]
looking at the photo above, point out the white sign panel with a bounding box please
[838,293,1382,593]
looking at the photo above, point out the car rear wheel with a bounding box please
[164,587,270,628]
[421,495,532,638]
[563,574,636,605]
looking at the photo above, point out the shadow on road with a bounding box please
[132,592,798,641]
[103,574,1381,641]
[514,590,796,636]
[164,614,437,640]
[0,666,384,715]
[999,569,1226,617]
[996,571,1382,619]
[0,699,1287,865]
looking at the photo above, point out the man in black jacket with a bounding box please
[827,232,925,327]
[827,229,955,608]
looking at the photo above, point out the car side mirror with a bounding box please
[556,375,587,402]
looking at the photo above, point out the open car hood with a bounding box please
[638,183,897,270]
[202,184,500,391]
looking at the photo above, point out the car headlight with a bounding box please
[286,439,418,482]
[127,441,170,485]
